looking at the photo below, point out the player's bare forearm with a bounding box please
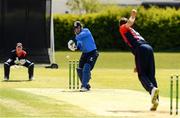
[125,9,137,27]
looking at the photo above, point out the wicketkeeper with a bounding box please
[4,43,34,81]
[119,9,159,111]
[68,21,99,92]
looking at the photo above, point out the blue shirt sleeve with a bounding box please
[75,28,97,53]
[77,41,82,50]
[75,31,88,51]
[76,31,88,40]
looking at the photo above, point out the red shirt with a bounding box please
[16,50,26,58]
[119,24,146,50]
[10,49,27,60]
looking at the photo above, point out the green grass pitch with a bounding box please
[0,51,180,117]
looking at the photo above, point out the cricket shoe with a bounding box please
[80,84,91,90]
[3,77,9,81]
[80,87,89,92]
[87,84,91,90]
[151,87,159,104]
[29,77,34,81]
[150,99,159,111]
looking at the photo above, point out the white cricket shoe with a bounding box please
[80,87,89,92]
[29,77,34,81]
[151,87,159,104]
[150,99,159,111]
[3,77,9,81]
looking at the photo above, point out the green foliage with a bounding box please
[54,7,180,51]
[135,7,180,51]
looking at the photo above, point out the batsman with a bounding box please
[4,43,34,81]
[68,21,99,92]
[119,9,159,111]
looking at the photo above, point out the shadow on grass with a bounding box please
[107,110,169,114]
[61,90,81,92]
[1,80,30,82]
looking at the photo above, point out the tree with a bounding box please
[66,0,101,14]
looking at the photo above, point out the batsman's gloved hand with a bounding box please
[68,40,77,51]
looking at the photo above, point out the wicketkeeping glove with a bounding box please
[19,59,26,65]
[14,57,20,65]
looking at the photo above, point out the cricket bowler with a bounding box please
[119,9,159,111]
[4,43,34,81]
[68,21,99,92]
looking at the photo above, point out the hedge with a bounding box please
[54,7,180,51]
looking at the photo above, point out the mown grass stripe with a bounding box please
[0,98,39,117]
[0,103,24,117]
[0,89,95,117]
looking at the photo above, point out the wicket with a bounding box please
[69,60,80,89]
[170,75,179,115]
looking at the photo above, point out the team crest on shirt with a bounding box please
[90,57,93,61]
